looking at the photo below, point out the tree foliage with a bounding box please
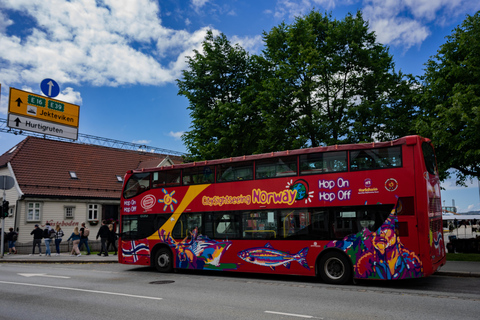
[177,31,268,160]
[417,11,480,183]
[178,11,417,160]
[261,11,408,147]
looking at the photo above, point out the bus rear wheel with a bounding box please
[319,252,352,285]
[154,247,173,273]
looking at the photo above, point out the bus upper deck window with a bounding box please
[256,156,297,179]
[123,172,151,199]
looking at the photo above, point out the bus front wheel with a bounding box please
[318,252,352,285]
[154,247,173,273]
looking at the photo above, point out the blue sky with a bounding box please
[0,0,479,212]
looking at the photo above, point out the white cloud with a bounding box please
[272,0,345,20]
[0,11,13,33]
[168,131,184,140]
[191,0,210,12]
[0,0,217,89]
[363,0,480,50]
[271,0,480,50]
[132,139,152,145]
[57,87,83,105]
[231,35,264,55]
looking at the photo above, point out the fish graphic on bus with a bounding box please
[238,243,309,270]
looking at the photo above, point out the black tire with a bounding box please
[318,251,352,285]
[154,247,173,273]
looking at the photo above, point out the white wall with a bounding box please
[16,199,104,243]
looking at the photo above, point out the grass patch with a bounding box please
[446,253,480,262]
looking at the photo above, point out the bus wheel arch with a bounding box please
[316,249,353,285]
[151,244,174,273]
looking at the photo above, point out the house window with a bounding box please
[27,202,41,221]
[88,204,100,221]
[65,206,75,219]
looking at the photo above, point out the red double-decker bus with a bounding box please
[118,135,446,284]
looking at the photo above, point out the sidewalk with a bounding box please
[1,253,479,278]
[0,253,118,264]
[435,261,480,278]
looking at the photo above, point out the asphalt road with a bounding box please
[0,263,478,320]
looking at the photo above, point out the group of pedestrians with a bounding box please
[27,220,117,256]
[97,220,117,256]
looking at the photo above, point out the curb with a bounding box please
[435,271,480,278]
[0,259,118,264]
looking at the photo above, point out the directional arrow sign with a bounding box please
[8,113,78,140]
[40,78,60,98]
[8,87,80,127]
[18,273,71,279]
[15,97,23,107]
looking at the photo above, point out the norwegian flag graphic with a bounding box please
[121,239,150,264]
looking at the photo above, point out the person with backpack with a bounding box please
[79,222,91,255]
[6,227,18,254]
[54,224,64,256]
[43,222,55,257]
[30,224,43,256]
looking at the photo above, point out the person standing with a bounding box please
[43,222,54,257]
[54,224,64,256]
[79,222,91,255]
[67,226,82,256]
[96,220,109,256]
[6,227,18,254]
[106,224,118,255]
[30,225,43,256]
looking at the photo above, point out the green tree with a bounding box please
[177,31,267,161]
[417,12,480,183]
[261,11,407,147]
[178,12,417,160]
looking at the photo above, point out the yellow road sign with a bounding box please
[8,87,80,127]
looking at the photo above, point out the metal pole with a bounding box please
[1,176,6,258]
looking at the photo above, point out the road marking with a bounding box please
[0,280,163,301]
[18,273,71,279]
[265,311,321,319]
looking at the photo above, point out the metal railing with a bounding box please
[0,117,185,156]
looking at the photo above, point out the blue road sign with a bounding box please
[40,78,60,98]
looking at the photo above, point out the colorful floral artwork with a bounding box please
[325,206,423,280]
[159,228,236,270]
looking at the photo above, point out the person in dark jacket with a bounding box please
[6,227,18,254]
[30,225,43,255]
[96,220,110,256]
[106,224,118,255]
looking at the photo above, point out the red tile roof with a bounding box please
[0,137,183,199]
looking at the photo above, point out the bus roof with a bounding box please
[128,135,428,174]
